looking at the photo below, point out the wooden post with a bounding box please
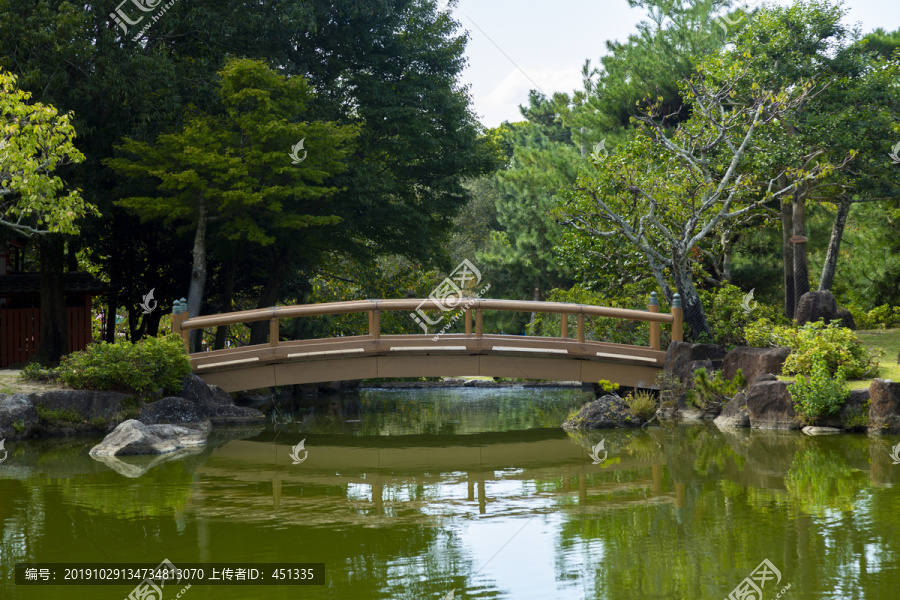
[648,292,660,351]
[269,317,279,347]
[465,308,472,335]
[576,314,585,343]
[671,293,683,342]
[475,309,483,337]
[371,310,381,339]
[560,313,568,339]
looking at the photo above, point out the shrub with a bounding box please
[625,390,658,420]
[35,404,82,424]
[849,304,900,330]
[789,359,849,425]
[745,319,879,379]
[598,380,620,394]
[57,333,191,396]
[20,362,59,383]
[655,370,687,410]
[686,368,746,412]
[697,285,786,347]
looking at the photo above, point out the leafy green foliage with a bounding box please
[848,304,900,330]
[698,285,787,347]
[35,404,82,424]
[598,380,620,393]
[686,368,746,412]
[0,70,97,235]
[746,320,880,379]
[655,370,688,410]
[57,334,191,396]
[789,359,849,425]
[625,390,658,420]
[20,362,59,383]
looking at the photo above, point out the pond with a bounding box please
[1,386,899,599]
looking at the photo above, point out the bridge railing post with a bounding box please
[171,298,190,351]
[465,308,472,335]
[671,293,683,342]
[560,313,568,339]
[369,309,381,339]
[576,314,585,343]
[475,309,483,337]
[648,292,660,350]
[270,316,279,347]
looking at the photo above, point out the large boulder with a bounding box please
[745,379,802,429]
[34,390,133,420]
[89,419,210,456]
[0,393,39,438]
[561,394,643,429]
[796,291,853,328]
[868,379,900,434]
[139,397,208,425]
[175,375,265,424]
[819,388,869,431]
[664,341,728,384]
[714,391,750,428]
[722,346,791,384]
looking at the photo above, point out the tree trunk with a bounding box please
[187,195,209,352]
[214,258,236,350]
[528,283,540,333]
[721,231,733,283]
[34,234,68,365]
[792,191,809,318]
[105,294,117,343]
[672,256,711,341]
[249,246,295,345]
[818,198,850,292]
[647,253,673,303]
[781,198,795,319]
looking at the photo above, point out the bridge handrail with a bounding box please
[177,298,676,330]
[172,294,683,351]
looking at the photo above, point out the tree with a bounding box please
[557,63,830,339]
[0,70,98,364]
[106,58,358,348]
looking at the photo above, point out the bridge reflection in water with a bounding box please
[171,295,683,392]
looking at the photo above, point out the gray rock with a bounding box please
[91,445,206,478]
[796,291,851,327]
[714,391,750,428]
[664,341,728,384]
[868,379,900,434]
[836,307,856,330]
[561,394,644,429]
[175,375,265,424]
[819,388,869,431]
[745,380,802,430]
[0,393,39,438]
[89,419,210,456]
[33,390,133,421]
[722,346,792,384]
[802,426,842,435]
[139,397,207,425]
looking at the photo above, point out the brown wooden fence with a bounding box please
[0,306,94,367]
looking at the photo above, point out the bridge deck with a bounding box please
[192,333,665,391]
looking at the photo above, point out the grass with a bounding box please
[1,368,69,396]
[35,404,83,424]
[778,328,900,390]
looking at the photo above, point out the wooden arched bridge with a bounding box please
[171,295,683,392]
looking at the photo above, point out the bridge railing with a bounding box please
[171,293,683,352]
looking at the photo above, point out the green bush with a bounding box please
[20,362,59,382]
[57,333,192,396]
[686,368,746,412]
[789,359,849,425]
[625,390,658,420]
[745,319,879,379]
[848,303,900,330]
[698,285,786,347]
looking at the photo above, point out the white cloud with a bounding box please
[476,65,584,127]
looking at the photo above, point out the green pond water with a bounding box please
[2,386,900,600]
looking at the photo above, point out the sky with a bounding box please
[443,0,900,128]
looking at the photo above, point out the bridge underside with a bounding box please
[192,334,664,392]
